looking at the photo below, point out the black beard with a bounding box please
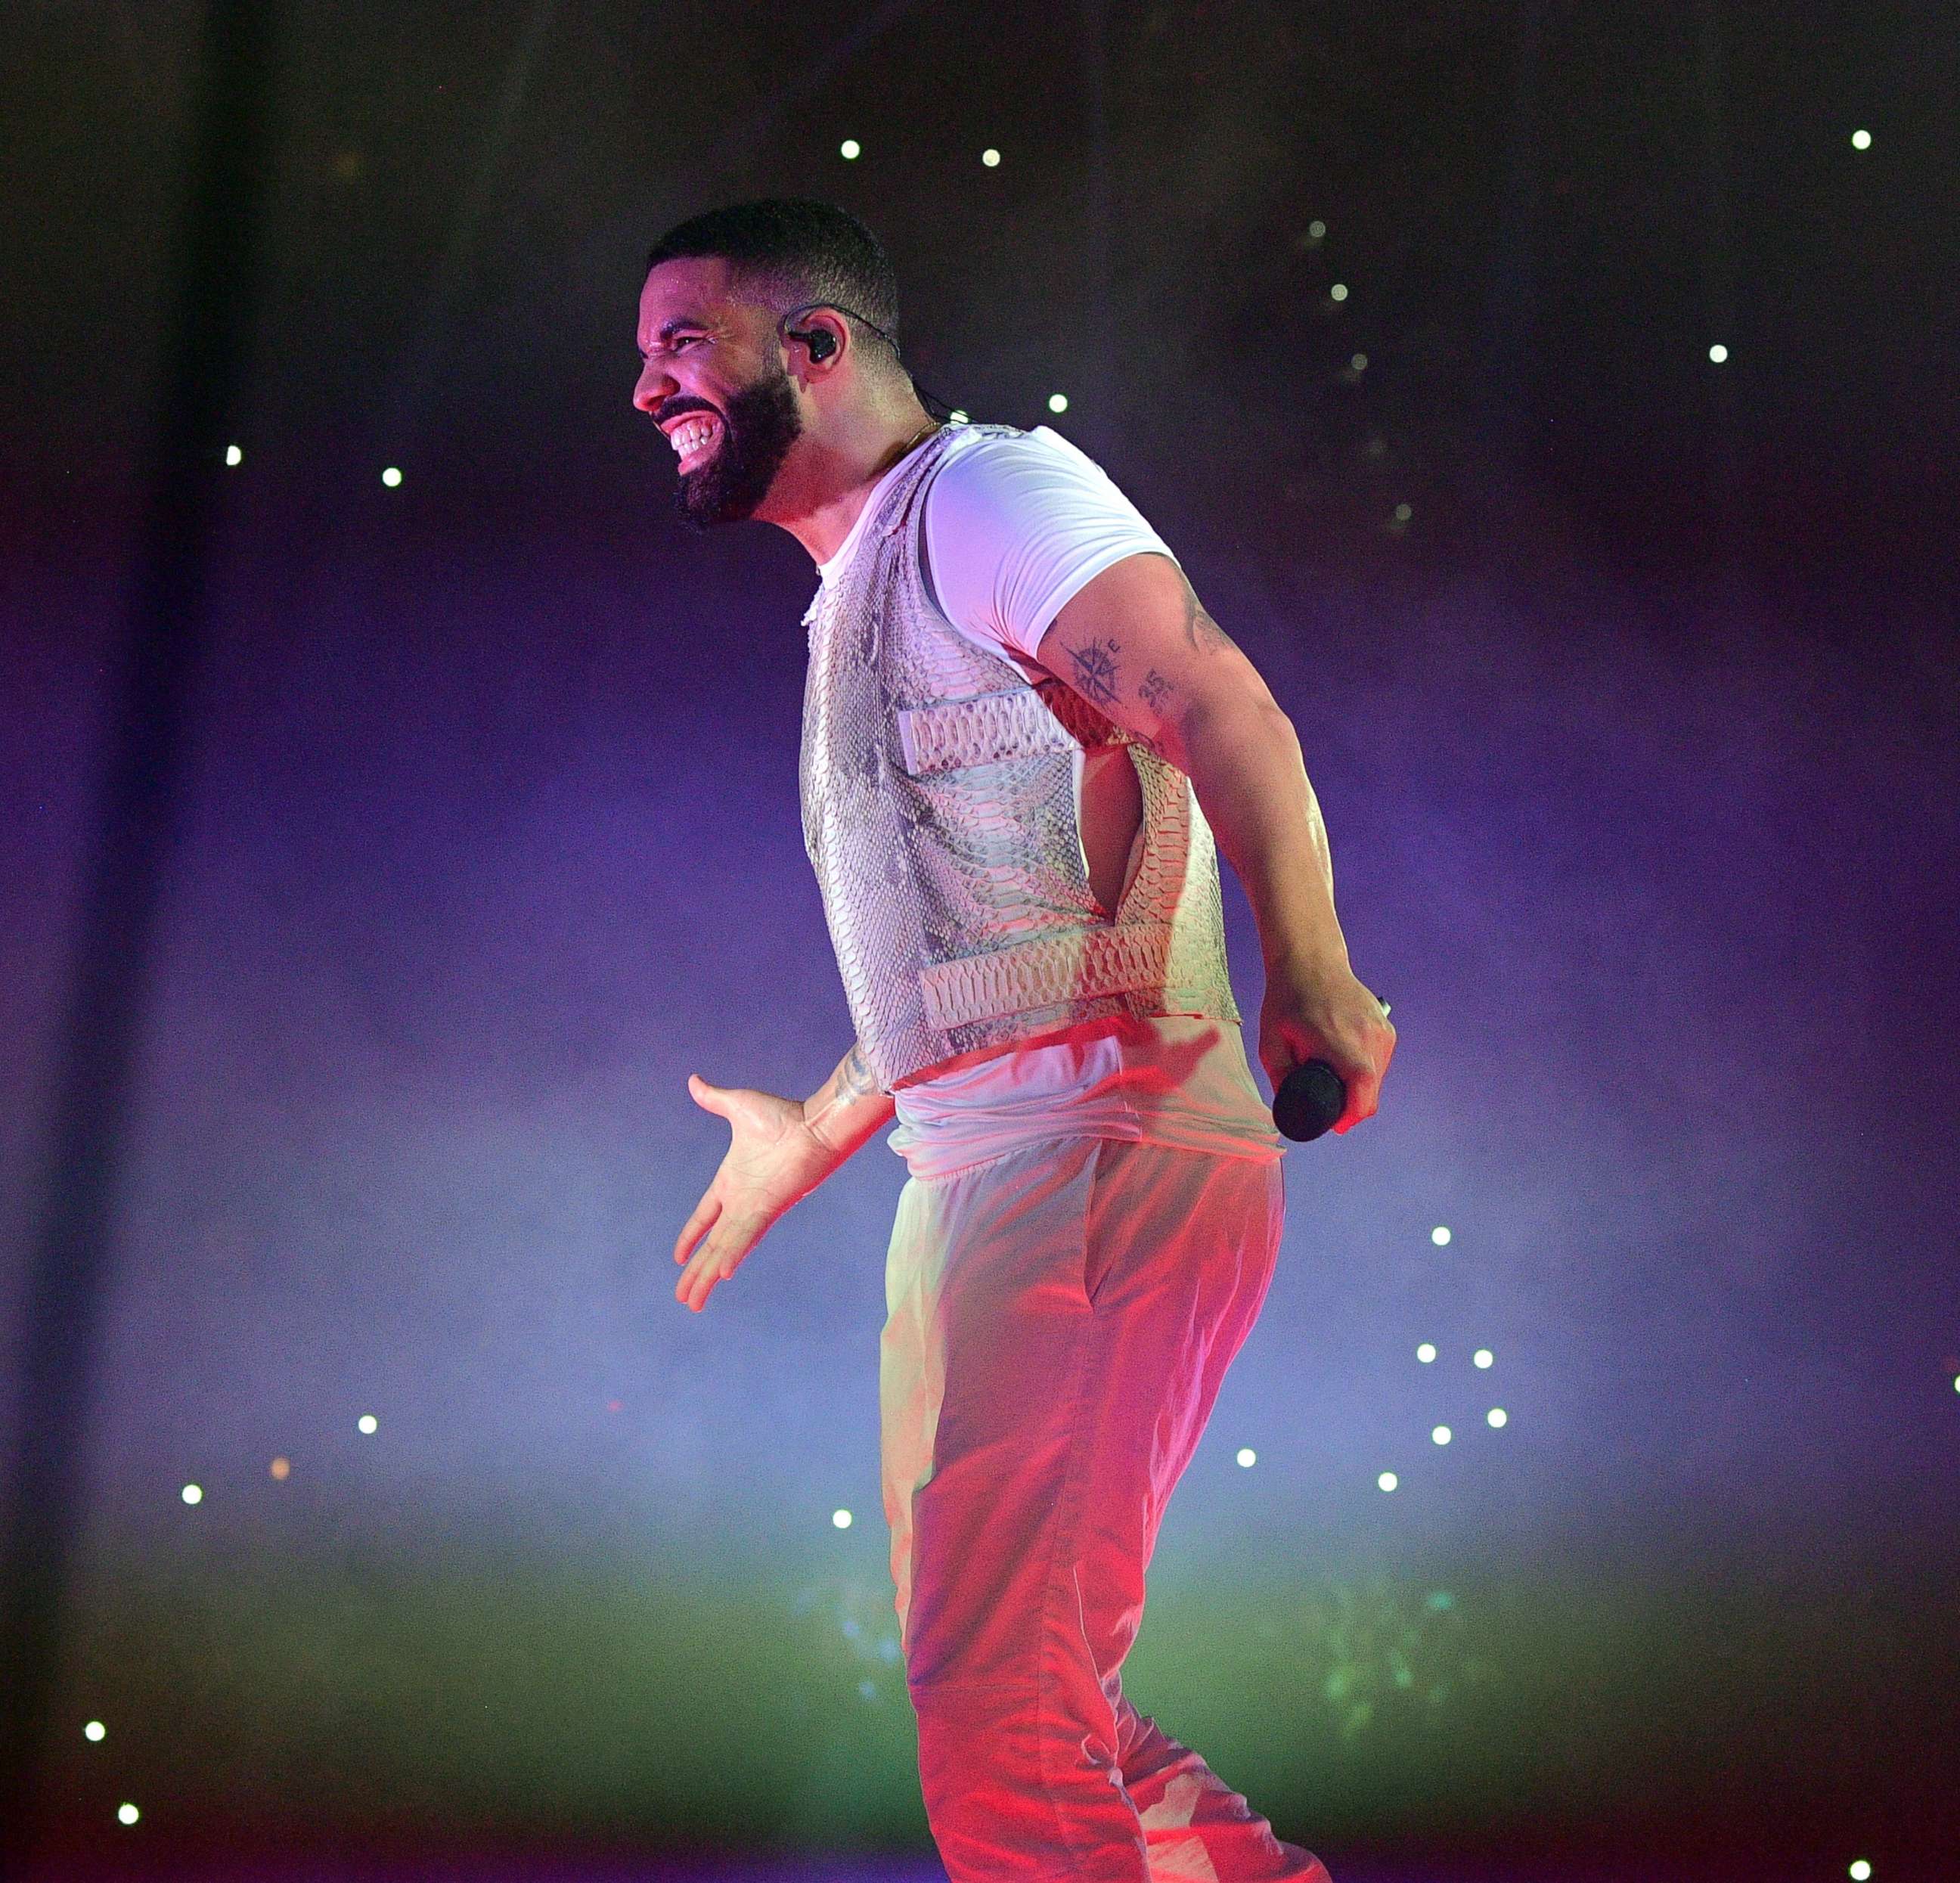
[672,362,804,529]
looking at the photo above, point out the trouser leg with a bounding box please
[1115,1699,1331,1883]
[879,1135,1330,1882]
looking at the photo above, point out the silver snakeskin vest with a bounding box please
[799,421,1242,1094]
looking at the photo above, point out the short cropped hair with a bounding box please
[645,199,903,365]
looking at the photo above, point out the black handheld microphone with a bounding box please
[1271,997,1391,1143]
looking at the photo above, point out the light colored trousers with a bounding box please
[879,1133,1332,1883]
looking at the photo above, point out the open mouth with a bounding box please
[666,413,724,473]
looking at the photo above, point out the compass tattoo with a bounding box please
[1066,637,1123,709]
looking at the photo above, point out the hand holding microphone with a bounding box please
[1271,995,1393,1143]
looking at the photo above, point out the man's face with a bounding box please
[634,257,804,530]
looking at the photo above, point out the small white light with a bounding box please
[357,1414,378,1435]
[180,1483,202,1506]
[1308,219,1326,239]
[1351,352,1367,371]
[1376,1470,1398,1492]
[1850,129,1871,151]
[948,409,969,425]
[1487,1407,1508,1429]
[381,466,402,487]
[1849,1862,1872,1881]
[1473,1348,1494,1369]
[832,1508,852,1529]
[982,148,1000,167]
[839,139,861,160]
[117,1803,140,1826]
[85,1720,107,1742]
[1393,501,1413,523]
[225,445,243,467]
[1708,344,1729,364]
[1047,393,1068,413]
[1329,283,1348,302]
[1431,1425,1452,1446]
[1952,1374,1960,1393]
[1236,1447,1257,1469]
[1416,1342,1437,1364]
[1431,1226,1451,1246]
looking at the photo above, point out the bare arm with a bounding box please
[801,1039,897,1165]
[674,1041,896,1313]
[1034,552,1347,976]
[1033,552,1392,1128]
[1181,700,1348,976]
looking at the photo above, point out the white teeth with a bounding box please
[669,416,719,459]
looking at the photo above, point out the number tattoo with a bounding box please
[1138,667,1175,715]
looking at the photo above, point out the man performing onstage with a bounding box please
[648,200,1394,1882]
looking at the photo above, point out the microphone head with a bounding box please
[1273,1059,1346,1143]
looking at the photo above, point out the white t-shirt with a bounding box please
[814,424,1282,1181]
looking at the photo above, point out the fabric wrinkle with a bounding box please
[879,1136,1330,1881]
[828,424,1329,1882]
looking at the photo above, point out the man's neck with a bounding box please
[767,410,942,565]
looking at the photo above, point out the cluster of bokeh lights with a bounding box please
[1366,1227,1510,1490]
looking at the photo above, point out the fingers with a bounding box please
[1335,1044,1394,1134]
[677,1242,743,1313]
[677,1247,722,1312]
[1335,1014,1397,1134]
[676,1219,757,1312]
[674,1191,722,1267]
[1333,1072,1381,1134]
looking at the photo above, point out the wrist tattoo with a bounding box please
[838,1043,877,1102]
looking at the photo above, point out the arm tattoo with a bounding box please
[1066,636,1123,709]
[837,1042,877,1102]
[1179,575,1242,656]
[1138,667,1175,716]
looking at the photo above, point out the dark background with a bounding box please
[2,2,1956,1878]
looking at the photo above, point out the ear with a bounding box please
[784,309,849,381]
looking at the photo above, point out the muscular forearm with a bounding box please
[1178,700,1350,976]
[801,1039,897,1163]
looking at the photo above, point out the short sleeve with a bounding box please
[920,427,1180,663]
